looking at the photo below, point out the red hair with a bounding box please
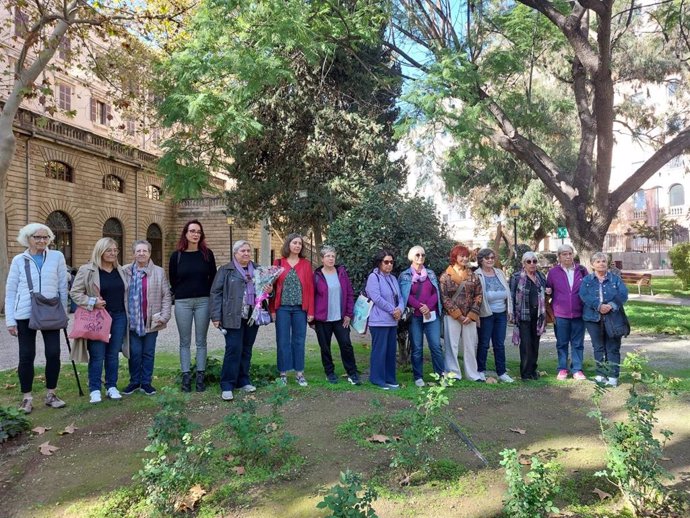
[449,244,470,265]
[176,219,210,261]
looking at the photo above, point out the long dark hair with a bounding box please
[280,233,305,259]
[176,219,210,261]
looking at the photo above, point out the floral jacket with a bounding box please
[439,265,482,321]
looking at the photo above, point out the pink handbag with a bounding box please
[68,307,112,342]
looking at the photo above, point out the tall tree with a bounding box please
[384,0,690,257]
[0,0,186,310]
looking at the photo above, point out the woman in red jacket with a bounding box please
[270,233,314,386]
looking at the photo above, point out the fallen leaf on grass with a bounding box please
[399,475,411,487]
[232,466,246,475]
[264,422,278,433]
[174,484,206,512]
[58,424,78,435]
[592,488,612,501]
[485,377,498,384]
[224,454,235,462]
[357,422,367,428]
[509,428,527,435]
[518,456,532,465]
[32,426,51,435]
[4,383,17,390]
[538,371,548,377]
[39,442,59,456]
[366,434,391,444]
[661,457,672,461]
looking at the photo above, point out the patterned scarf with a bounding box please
[128,264,147,337]
[511,269,546,345]
[411,265,428,283]
[232,258,255,306]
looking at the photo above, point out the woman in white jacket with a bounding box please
[5,223,68,414]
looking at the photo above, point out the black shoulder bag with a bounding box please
[24,257,69,331]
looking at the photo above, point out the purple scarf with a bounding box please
[233,258,255,305]
[411,265,428,283]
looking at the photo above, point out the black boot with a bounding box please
[181,372,191,393]
[196,371,206,392]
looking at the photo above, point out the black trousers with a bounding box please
[314,320,358,377]
[518,310,541,380]
[16,319,61,393]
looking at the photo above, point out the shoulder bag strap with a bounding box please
[24,258,36,294]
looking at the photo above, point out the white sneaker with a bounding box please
[239,384,256,393]
[221,390,234,401]
[478,371,487,381]
[594,375,608,384]
[498,373,515,383]
[106,387,122,400]
[605,377,618,387]
[89,390,102,404]
[414,378,425,387]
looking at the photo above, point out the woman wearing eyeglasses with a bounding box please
[398,245,444,387]
[440,244,483,381]
[71,238,129,403]
[366,249,405,389]
[474,248,514,383]
[510,251,548,381]
[169,220,217,392]
[6,223,69,413]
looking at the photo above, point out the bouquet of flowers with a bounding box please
[248,265,284,326]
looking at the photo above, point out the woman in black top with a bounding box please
[70,237,129,404]
[169,220,217,392]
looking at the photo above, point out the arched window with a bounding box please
[45,161,73,182]
[103,218,124,264]
[146,185,161,201]
[103,174,124,193]
[669,184,685,207]
[46,211,73,267]
[146,223,163,266]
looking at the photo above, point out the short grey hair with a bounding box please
[17,223,54,247]
[232,240,252,254]
[476,248,495,267]
[522,251,538,263]
[590,251,608,264]
[132,240,152,253]
[320,245,336,257]
[557,244,575,256]
[407,245,425,262]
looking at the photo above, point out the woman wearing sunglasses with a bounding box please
[398,245,444,387]
[510,251,548,380]
[365,249,405,389]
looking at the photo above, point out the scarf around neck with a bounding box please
[411,265,428,283]
[128,264,147,337]
[233,258,255,305]
[511,269,546,345]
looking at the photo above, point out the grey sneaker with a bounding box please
[221,390,234,401]
[414,378,425,388]
[19,398,33,414]
[277,375,288,386]
[90,390,102,404]
[605,377,618,387]
[296,375,308,387]
[498,373,515,383]
[45,393,66,409]
[106,387,122,400]
[239,384,257,393]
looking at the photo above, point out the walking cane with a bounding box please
[62,328,85,396]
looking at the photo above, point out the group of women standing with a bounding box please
[6,217,631,411]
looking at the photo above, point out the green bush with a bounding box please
[668,242,690,289]
[500,448,561,518]
[0,406,31,443]
[316,470,379,518]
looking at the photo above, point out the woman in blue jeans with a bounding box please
[474,248,514,383]
[398,245,444,387]
[579,252,629,387]
[169,220,217,392]
[70,238,129,404]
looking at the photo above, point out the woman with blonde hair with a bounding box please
[5,223,68,413]
[71,237,129,403]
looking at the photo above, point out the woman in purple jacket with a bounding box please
[365,249,404,390]
[313,245,360,385]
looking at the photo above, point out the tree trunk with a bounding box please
[0,118,17,314]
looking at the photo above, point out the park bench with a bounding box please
[620,272,654,296]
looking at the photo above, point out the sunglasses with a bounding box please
[382,260,394,265]
[415,253,426,257]
[524,259,538,264]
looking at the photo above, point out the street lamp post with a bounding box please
[509,203,521,268]
[225,213,234,249]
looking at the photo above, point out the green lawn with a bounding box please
[626,300,690,335]
[626,275,690,298]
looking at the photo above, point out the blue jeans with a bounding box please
[477,311,508,376]
[220,319,259,391]
[275,305,307,372]
[408,315,444,380]
[369,326,397,386]
[87,310,127,391]
[554,317,585,373]
[174,297,210,372]
[585,321,621,378]
[128,331,158,386]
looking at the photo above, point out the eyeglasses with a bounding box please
[187,229,202,234]
[382,260,394,265]
[524,259,538,264]
[485,256,495,260]
[31,235,49,240]
[415,253,426,257]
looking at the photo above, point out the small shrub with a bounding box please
[500,448,561,518]
[427,459,466,482]
[189,357,222,384]
[0,405,31,443]
[589,353,684,516]
[668,242,690,289]
[249,363,279,387]
[316,470,379,518]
